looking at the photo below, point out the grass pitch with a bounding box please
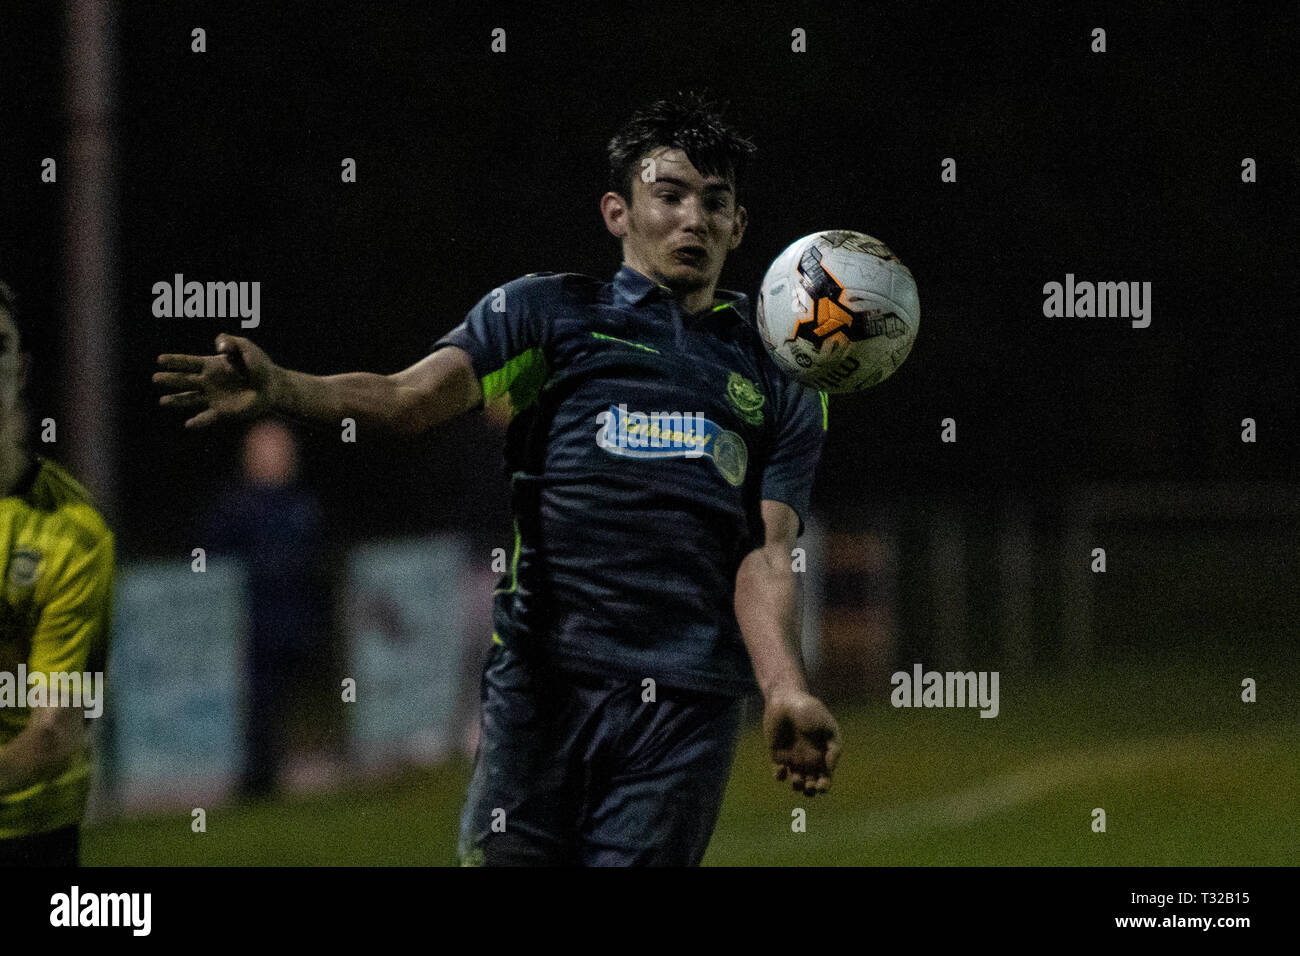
[84,649,1299,866]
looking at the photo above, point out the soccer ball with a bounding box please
[756,229,919,393]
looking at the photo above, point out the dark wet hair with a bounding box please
[607,90,756,202]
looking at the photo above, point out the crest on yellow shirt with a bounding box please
[7,549,43,589]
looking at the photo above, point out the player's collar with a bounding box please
[612,265,750,321]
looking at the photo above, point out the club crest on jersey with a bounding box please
[595,404,748,487]
[725,372,765,426]
[7,549,43,588]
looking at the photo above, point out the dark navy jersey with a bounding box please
[432,265,827,696]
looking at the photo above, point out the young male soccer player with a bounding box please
[154,93,842,865]
[0,282,116,867]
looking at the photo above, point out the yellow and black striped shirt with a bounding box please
[0,454,114,839]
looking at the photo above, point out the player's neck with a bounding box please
[622,261,717,315]
[0,440,32,498]
[677,286,716,315]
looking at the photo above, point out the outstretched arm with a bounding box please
[154,334,481,434]
[734,499,842,796]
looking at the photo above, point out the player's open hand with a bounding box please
[763,688,841,797]
[154,334,277,429]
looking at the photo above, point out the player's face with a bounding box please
[617,147,747,297]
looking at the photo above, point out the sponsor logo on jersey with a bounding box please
[595,404,747,486]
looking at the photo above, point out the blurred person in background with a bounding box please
[202,420,325,800]
[0,281,115,866]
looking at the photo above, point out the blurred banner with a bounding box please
[813,526,898,698]
[344,535,468,770]
[107,559,248,810]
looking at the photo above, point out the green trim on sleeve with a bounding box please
[819,390,829,430]
[480,347,548,416]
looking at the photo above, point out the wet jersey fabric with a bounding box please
[433,265,826,697]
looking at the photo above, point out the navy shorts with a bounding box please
[458,642,743,866]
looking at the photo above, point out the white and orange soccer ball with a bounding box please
[757,229,919,393]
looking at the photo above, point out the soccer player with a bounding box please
[154,92,842,865]
[0,281,116,867]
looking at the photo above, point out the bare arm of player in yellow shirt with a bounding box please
[0,533,113,797]
[0,705,83,795]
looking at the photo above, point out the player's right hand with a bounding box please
[154,334,277,429]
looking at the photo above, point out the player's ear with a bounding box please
[600,191,630,239]
[729,204,748,250]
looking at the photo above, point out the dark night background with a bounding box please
[1,0,1296,561]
